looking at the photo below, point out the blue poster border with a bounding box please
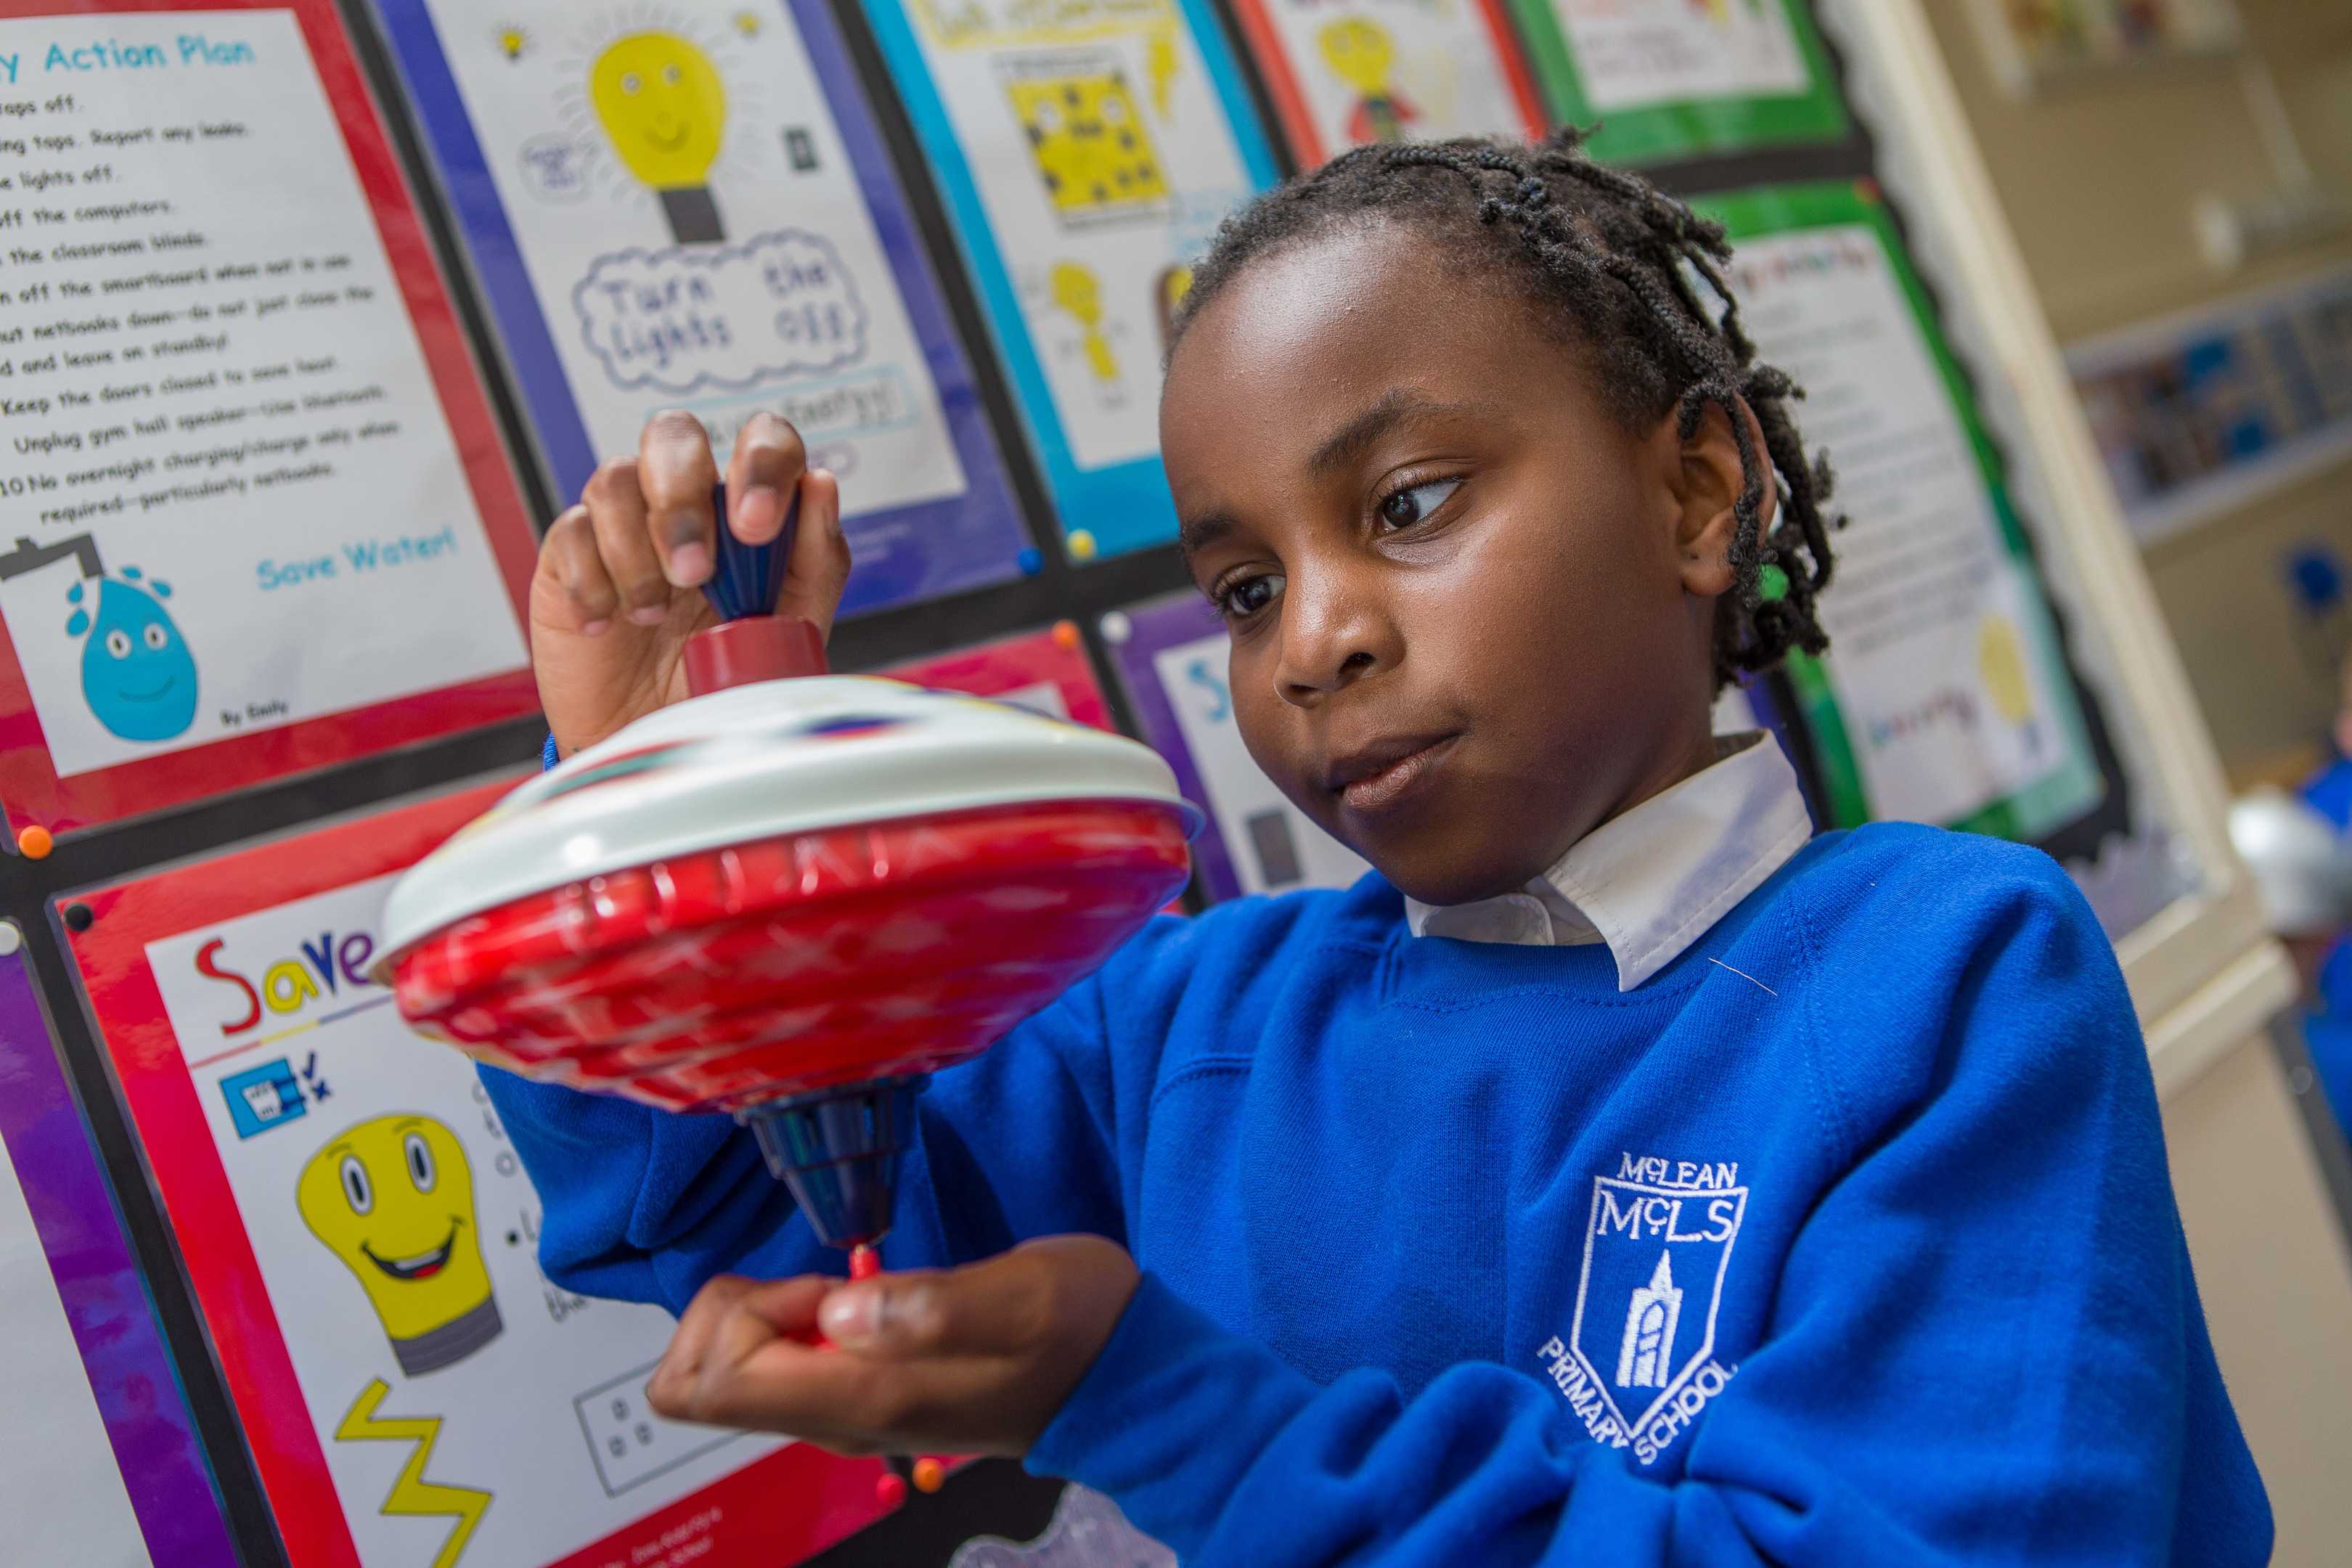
[364,0,1034,617]
[857,0,1280,562]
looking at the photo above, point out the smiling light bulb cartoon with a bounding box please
[65,571,197,743]
[298,1114,502,1377]
[590,32,729,244]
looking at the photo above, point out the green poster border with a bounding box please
[1694,179,2105,844]
[1503,0,1847,164]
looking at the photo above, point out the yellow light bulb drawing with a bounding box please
[298,1114,502,1378]
[1051,261,1119,385]
[1977,613,2035,725]
[591,33,730,244]
[1319,17,1414,144]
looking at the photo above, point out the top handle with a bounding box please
[682,480,830,695]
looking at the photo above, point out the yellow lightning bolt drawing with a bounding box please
[335,1380,492,1568]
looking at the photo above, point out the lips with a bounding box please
[361,1225,459,1281]
[1326,732,1459,814]
[115,677,174,703]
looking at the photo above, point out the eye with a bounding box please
[340,1155,373,1214]
[661,62,681,84]
[1378,478,1460,532]
[1215,572,1284,621]
[142,623,167,649]
[404,1131,437,1192]
[105,629,131,658]
[621,71,642,94]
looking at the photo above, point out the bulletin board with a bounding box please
[0,0,543,841]
[854,0,1282,563]
[60,780,896,1568]
[0,924,236,1568]
[1222,0,1546,169]
[886,618,1118,730]
[1502,0,1847,165]
[1693,179,2104,842]
[364,0,1037,618]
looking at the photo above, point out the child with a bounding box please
[502,130,2269,1564]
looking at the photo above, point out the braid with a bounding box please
[1172,127,1839,690]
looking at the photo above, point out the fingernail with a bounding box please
[581,618,610,638]
[818,1286,880,1347]
[629,603,669,626]
[666,541,711,586]
[735,485,782,542]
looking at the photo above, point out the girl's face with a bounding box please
[1161,221,1756,907]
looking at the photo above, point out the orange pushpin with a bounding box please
[16,825,51,859]
[1051,619,1080,651]
[912,1456,946,1493]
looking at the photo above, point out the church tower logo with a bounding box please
[1617,1251,1683,1389]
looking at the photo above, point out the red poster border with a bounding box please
[0,0,543,841]
[883,621,1115,732]
[1224,0,1548,168]
[62,779,894,1568]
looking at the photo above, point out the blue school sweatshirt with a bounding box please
[483,822,2269,1565]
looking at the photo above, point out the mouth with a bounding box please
[361,1225,460,1281]
[115,677,174,703]
[1326,732,1459,815]
[646,118,689,149]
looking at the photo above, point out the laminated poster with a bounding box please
[62,779,897,1568]
[1222,0,1545,168]
[859,0,1279,562]
[370,0,1034,618]
[1102,589,1366,903]
[0,0,541,838]
[0,923,236,1568]
[1696,181,2102,841]
[882,617,1116,730]
[1503,0,1845,165]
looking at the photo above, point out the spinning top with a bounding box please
[377,489,1196,1261]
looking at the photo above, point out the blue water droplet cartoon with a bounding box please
[65,581,82,605]
[79,578,197,741]
[152,580,171,597]
[121,565,142,580]
[65,608,86,636]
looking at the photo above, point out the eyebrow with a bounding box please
[1308,389,1497,478]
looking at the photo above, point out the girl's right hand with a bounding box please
[529,409,850,758]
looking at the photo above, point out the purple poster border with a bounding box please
[1103,590,1246,905]
[0,932,239,1568]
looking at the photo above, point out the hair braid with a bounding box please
[1171,127,1839,689]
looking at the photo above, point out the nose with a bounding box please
[1272,560,1397,707]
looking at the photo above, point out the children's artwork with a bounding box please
[858,0,1279,561]
[0,0,540,838]
[1101,591,1367,902]
[63,780,898,1568]
[1964,0,2242,96]
[1695,181,2104,841]
[1503,0,1845,164]
[2066,264,2352,546]
[1222,0,1545,168]
[0,923,236,1568]
[369,0,1031,618]
[882,618,1116,729]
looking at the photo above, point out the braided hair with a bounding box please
[1169,127,1839,690]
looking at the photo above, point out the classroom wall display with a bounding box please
[1222,0,1545,168]
[0,0,542,841]
[1696,180,2104,842]
[2065,264,2352,547]
[0,920,236,1568]
[858,0,1280,563]
[368,0,1034,617]
[882,618,1116,728]
[1961,0,2241,97]
[1101,590,1367,902]
[61,779,900,1568]
[1501,0,1845,166]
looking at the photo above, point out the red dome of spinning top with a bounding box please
[375,677,1198,1117]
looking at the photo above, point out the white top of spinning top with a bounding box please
[379,675,1199,959]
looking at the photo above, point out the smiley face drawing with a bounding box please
[69,574,198,742]
[298,1115,502,1377]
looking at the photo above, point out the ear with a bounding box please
[1665,397,1773,601]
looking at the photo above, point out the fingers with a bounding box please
[818,1235,1135,1361]
[638,409,723,590]
[724,412,807,547]
[537,505,619,636]
[777,467,852,637]
[583,457,670,626]
[648,1274,828,1424]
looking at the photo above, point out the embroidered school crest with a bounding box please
[1537,1153,1746,1466]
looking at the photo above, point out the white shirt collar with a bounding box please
[1403,732,1813,992]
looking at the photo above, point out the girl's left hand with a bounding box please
[645,1235,1140,1456]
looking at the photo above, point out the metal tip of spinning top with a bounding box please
[685,481,828,696]
[738,1076,925,1253]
